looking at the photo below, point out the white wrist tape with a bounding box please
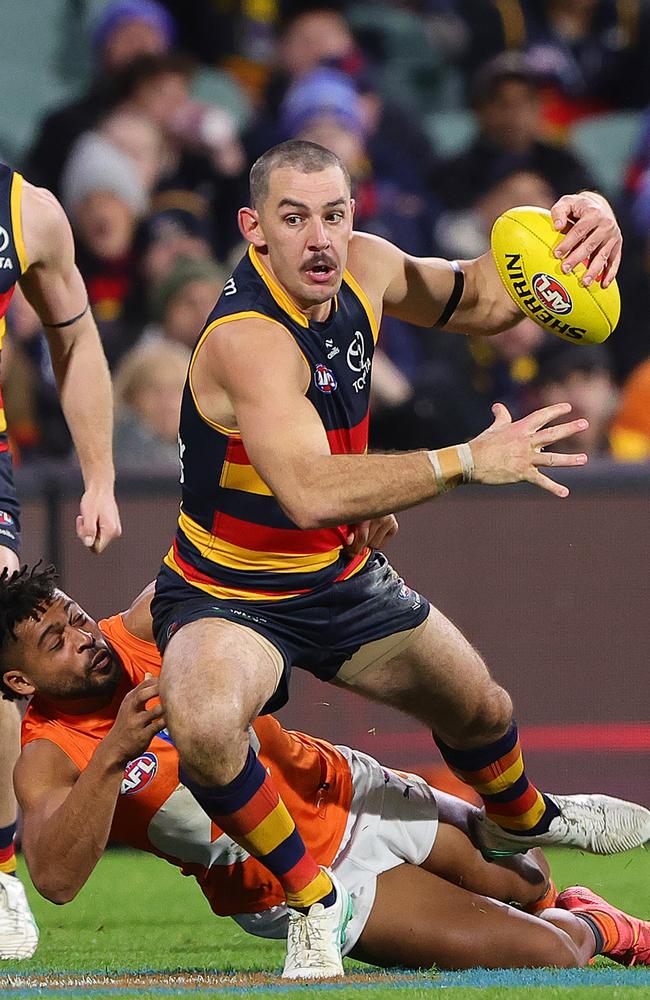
[427,443,474,493]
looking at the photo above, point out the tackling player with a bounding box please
[150,139,646,976]
[0,164,121,960]
[2,565,648,971]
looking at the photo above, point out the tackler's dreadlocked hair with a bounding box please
[0,562,58,701]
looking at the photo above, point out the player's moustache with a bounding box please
[302,253,337,271]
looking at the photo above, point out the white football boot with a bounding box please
[475,793,650,859]
[0,870,38,959]
[282,869,352,980]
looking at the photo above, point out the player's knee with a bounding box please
[455,683,513,746]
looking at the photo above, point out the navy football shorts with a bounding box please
[0,446,21,555]
[152,551,430,713]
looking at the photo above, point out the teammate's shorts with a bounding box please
[152,551,430,712]
[232,746,439,955]
[0,446,21,555]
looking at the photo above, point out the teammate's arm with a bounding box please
[207,320,589,528]
[14,677,164,903]
[17,182,121,553]
[362,191,621,335]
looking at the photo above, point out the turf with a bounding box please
[1,846,648,997]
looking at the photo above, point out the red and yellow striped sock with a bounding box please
[181,749,334,911]
[435,723,560,834]
[0,821,17,876]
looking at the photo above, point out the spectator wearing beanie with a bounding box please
[24,0,176,196]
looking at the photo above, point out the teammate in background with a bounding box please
[0,164,121,960]
[2,565,648,970]
[151,139,646,978]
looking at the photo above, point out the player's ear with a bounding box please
[238,206,266,248]
[2,669,34,699]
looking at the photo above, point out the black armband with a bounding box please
[43,299,90,329]
[434,261,464,327]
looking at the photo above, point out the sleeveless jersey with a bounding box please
[0,165,27,442]
[164,244,378,601]
[21,613,353,916]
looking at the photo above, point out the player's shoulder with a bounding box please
[348,231,405,288]
[20,180,71,265]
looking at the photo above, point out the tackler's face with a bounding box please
[245,165,355,311]
[1,591,122,703]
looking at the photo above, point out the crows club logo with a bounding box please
[0,228,8,254]
[532,273,573,315]
[314,364,337,393]
[0,511,14,526]
[121,752,158,795]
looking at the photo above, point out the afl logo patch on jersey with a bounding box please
[0,511,14,526]
[314,364,337,393]
[121,752,158,795]
[532,273,573,315]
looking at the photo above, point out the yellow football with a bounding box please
[490,206,620,345]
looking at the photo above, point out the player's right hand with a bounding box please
[469,401,589,498]
[105,675,166,766]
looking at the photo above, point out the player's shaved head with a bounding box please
[249,140,351,209]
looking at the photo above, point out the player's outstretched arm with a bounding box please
[14,677,164,903]
[18,182,121,553]
[358,192,621,335]
[210,320,588,529]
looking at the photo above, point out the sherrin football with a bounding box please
[490,206,620,345]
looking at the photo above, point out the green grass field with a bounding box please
[1,846,649,998]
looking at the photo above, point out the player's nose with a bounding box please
[307,218,330,250]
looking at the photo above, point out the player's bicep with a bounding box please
[383,248,463,329]
[14,741,79,842]
[210,322,331,514]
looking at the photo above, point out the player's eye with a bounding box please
[284,214,303,225]
[70,612,87,628]
[327,212,344,223]
[50,634,64,651]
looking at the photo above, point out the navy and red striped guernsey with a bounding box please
[0,164,28,450]
[165,244,378,601]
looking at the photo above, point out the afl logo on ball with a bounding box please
[532,273,573,315]
[121,752,158,795]
[314,364,337,393]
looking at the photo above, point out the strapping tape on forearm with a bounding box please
[427,443,474,493]
[43,299,90,329]
[435,260,464,327]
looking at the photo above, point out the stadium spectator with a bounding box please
[115,53,247,260]
[245,6,436,194]
[432,51,594,213]
[23,0,176,195]
[147,257,226,349]
[112,339,189,471]
[450,0,650,127]
[532,341,619,456]
[100,107,166,191]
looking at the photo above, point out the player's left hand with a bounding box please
[551,191,622,289]
[76,487,122,553]
[345,514,398,555]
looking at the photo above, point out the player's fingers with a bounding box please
[559,231,609,277]
[550,195,573,232]
[553,209,598,259]
[601,234,623,288]
[533,418,588,447]
[144,704,165,722]
[144,716,167,738]
[347,520,371,554]
[76,511,97,549]
[523,401,572,431]
[490,401,512,426]
[578,234,617,287]
[533,451,588,468]
[527,468,570,498]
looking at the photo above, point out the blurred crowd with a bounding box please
[5,0,650,472]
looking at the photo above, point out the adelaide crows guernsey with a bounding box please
[0,165,27,441]
[164,244,378,601]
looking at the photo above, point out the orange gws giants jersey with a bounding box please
[21,613,353,916]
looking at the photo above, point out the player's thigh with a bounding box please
[350,864,580,970]
[160,617,282,745]
[337,606,511,736]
